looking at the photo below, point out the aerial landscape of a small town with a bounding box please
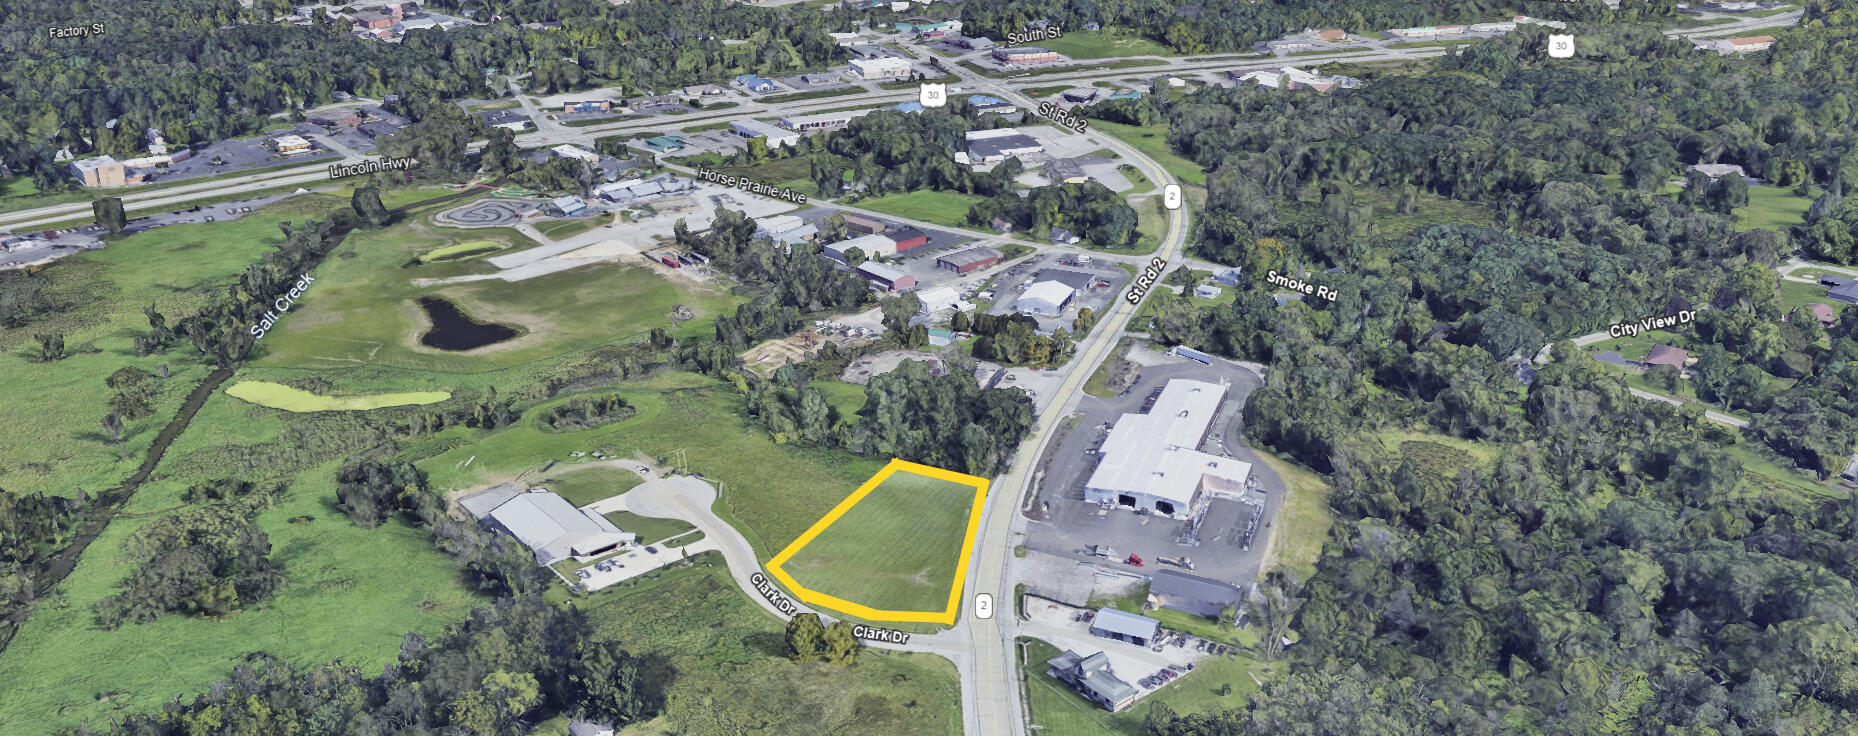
[3,0,1858,733]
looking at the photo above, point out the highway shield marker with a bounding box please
[766,458,990,625]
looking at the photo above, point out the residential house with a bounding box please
[1049,227,1082,245]
[1046,650,1140,712]
[1787,303,1838,329]
[1832,281,1858,305]
[1688,163,1747,180]
[1645,345,1691,369]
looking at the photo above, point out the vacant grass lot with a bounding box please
[581,556,962,736]
[781,470,979,614]
[224,380,451,412]
[1251,451,1334,583]
[418,239,508,262]
[0,194,350,496]
[253,214,743,373]
[1735,186,1814,231]
[534,215,612,240]
[856,190,986,229]
[1019,637,1275,735]
[1037,30,1175,59]
[536,465,645,507]
[1089,121,1206,185]
[417,372,884,558]
[0,455,486,734]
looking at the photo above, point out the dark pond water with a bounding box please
[417,296,519,351]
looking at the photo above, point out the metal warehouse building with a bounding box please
[1084,379,1251,519]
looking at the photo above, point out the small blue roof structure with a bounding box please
[894,101,925,113]
[968,95,1008,106]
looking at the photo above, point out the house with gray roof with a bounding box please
[1832,281,1858,305]
[463,485,635,565]
[1089,608,1160,646]
[1149,570,1243,618]
[1046,649,1140,712]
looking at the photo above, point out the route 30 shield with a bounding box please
[920,83,948,108]
[1548,35,1575,59]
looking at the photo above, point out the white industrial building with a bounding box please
[550,144,602,163]
[823,233,897,261]
[850,57,915,80]
[1017,280,1073,316]
[730,119,801,148]
[917,285,961,314]
[965,128,1045,163]
[1084,379,1252,519]
[461,485,636,565]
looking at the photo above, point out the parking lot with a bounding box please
[1017,344,1284,590]
[985,253,1129,333]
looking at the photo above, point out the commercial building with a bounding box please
[1084,379,1252,518]
[1045,158,1089,184]
[769,223,818,245]
[917,285,961,314]
[71,156,129,187]
[1089,608,1160,647]
[850,57,915,80]
[937,246,1002,273]
[1149,570,1243,618]
[1386,25,1466,38]
[755,214,805,234]
[549,195,589,216]
[730,119,801,148]
[562,100,613,113]
[968,95,1016,116]
[461,485,636,565]
[1707,35,1777,53]
[781,109,873,131]
[856,261,915,291]
[887,227,928,252]
[735,74,779,93]
[551,144,601,163]
[1046,650,1140,712]
[1017,280,1074,317]
[644,135,688,153]
[1227,66,1361,92]
[993,46,1060,65]
[476,109,533,131]
[270,135,313,154]
[965,128,1044,163]
[841,213,889,235]
[824,232,898,261]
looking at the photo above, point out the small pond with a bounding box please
[417,296,519,351]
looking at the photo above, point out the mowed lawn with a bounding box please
[1036,29,1175,59]
[416,372,885,558]
[1088,121,1207,185]
[253,213,743,374]
[781,470,981,614]
[580,556,962,736]
[856,191,985,229]
[0,194,350,496]
[0,454,486,734]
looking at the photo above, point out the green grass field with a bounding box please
[1036,30,1176,59]
[1251,452,1333,583]
[224,380,451,412]
[856,191,986,229]
[1019,637,1275,735]
[0,194,352,496]
[416,372,884,558]
[252,214,743,373]
[781,470,979,613]
[534,215,612,240]
[0,455,487,733]
[811,379,868,417]
[1089,121,1206,185]
[579,555,962,736]
[1734,186,1814,231]
[535,465,645,507]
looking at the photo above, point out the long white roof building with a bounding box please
[1084,379,1250,518]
